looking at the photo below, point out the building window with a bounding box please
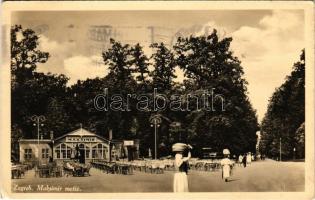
[92,143,107,159]
[55,150,60,158]
[67,149,71,158]
[42,148,49,159]
[103,147,107,159]
[55,145,61,159]
[24,149,32,160]
[61,143,67,159]
[85,145,90,159]
[55,143,76,159]
[86,150,90,158]
[92,149,96,158]
[62,150,66,159]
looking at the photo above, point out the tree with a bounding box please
[130,43,150,90]
[150,43,177,92]
[11,25,50,143]
[101,39,138,139]
[102,39,132,82]
[12,72,69,139]
[260,50,305,159]
[294,122,305,159]
[11,25,260,159]
[128,43,153,156]
[11,25,49,89]
[174,30,246,89]
[45,97,71,138]
[11,25,69,140]
[173,30,258,156]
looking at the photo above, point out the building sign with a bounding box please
[123,140,134,146]
[66,136,96,142]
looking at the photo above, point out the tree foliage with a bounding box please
[12,25,261,159]
[173,31,258,156]
[259,50,305,159]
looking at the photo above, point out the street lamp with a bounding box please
[50,131,54,161]
[109,129,113,162]
[293,147,296,160]
[30,115,46,164]
[149,114,162,160]
[279,137,282,162]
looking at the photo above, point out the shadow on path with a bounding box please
[227,178,240,182]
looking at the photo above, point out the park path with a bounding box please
[189,159,304,192]
[12,159,304,192]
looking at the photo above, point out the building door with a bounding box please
[127,146,133,161]
[79,144,85,164]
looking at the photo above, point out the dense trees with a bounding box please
[173,31,258,156]
[11,25,69,160]
[11,25,260,159]
[259,50,305,159]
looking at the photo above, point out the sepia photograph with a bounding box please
[0,1,314,199]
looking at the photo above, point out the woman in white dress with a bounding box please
[221,153,233,182]
[238,155,243,166]
[173,144,192,192]
[246,152,252,166]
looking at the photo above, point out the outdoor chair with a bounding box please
[11,168,22,179]
[195,162,204,171]
[121,165,129,175]
[140,163,146,172]
[83,164,91,176]
[50,166,63,177]
[167,161,175,171]
[106,163,115,174]
[63,164,74,177]
[114,164,121,174]
[204,163,211,171]
[158,163,165,174]
[73,166,84,177]
[39,166,50,178]
[126,165,133,175]
[150,163,158,173]
[146,163,150,172]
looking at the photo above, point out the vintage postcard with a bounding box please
[0,1,314,199]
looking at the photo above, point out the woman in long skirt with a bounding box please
[173,144,192,192]
[238,155,243,166]
[246,152,252,166]
[221,153,233,182]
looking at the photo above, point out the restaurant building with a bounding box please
[19,128,139,164]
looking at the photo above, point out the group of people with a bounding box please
[172,144,255,192]
[238,153,254,168]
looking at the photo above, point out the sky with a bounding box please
[11,10,305,122]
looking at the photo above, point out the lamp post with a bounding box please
[279,137,282,162]
[30,115,46,164]
[293,147,296,161]
[150,115,162,160]
[50,131,54,161]
[109,129,113,162]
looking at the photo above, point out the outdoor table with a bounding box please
[37,165,50,178]
[11,166,22,179]
[50,166,63,177]
[70,163,90,177]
